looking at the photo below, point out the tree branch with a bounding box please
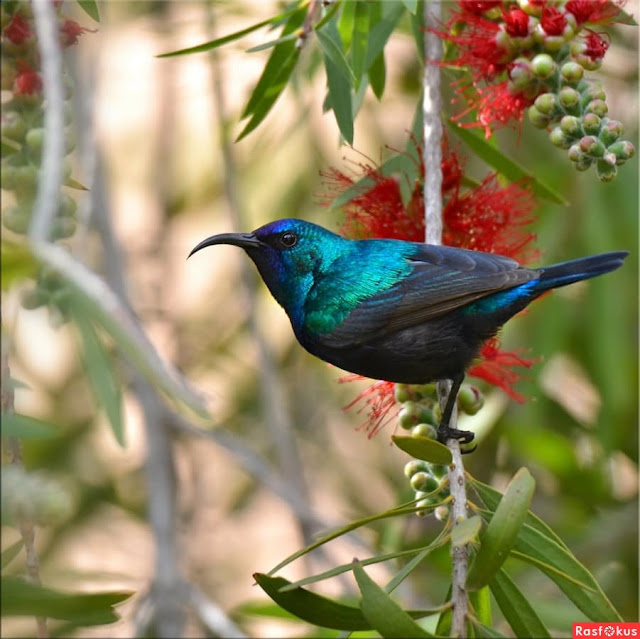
[423,2,469,636]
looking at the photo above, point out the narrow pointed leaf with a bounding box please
[64,176,89,190]
[337,0,356,48]
[316,24,355,83]
[469,475,569,550]
[77,0,99,22]
[323,55,354,144]
[369,51,386,99]
[364,2,405,70]
[468,617,509,638]
[350,1,370,90]
[466,468,535,590]
[236,47,301,141]
[353,562,433,637]
[246,32,298,53]
[241,7,306,119]
[1,540,24,570]
[156,6,301,57]
[446,122,568,205]
[1,413,58,440]
[490,568,551,638]
[255,573,436,632]
[392,435,452,465]
[1,576,131,625]
[451,515,482,547]
[401,0,419,14]
[268,502,422,575]
[469,586,492,626]
[73,313,125,447]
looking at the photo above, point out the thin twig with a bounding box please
[423,2,469,636]
[30,0,65,243]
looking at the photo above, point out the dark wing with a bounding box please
[317,244,538,348]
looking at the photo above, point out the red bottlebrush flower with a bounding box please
[340,376,399,438]
[14,68,42,95]
[468,337,537,402]
[540,7,568,35]
[3,13,31,45]
[59,19,96,47]
[503,7,530,38]
[565,0,626,25]
[583,31,610,60]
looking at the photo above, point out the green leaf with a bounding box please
[392,435,453,465]
[364,2,405,70]
[614,7,638,25]
[469,586,492,627]
[1,540,24,570]
[489,568,551,638]
[76,0,99,22]
[1,576,131,625]
[401,0,419,14]
[469,476,569,551]
[369,51,386,100]
[1,413,59,440]
[468,617,509,638]
[316,23,355,83]
[64,176,89,191]
[2,136,21,155]
[466,468,535,591]
[236,47,301,141]
[446,122,569,205]
[323,55,354,145]
[246,32,298,53]
[337,0,356,49]
[73,312,125,447]
[350,1,370,90]
[268,502,423,575]
[510,524,623,622]
[353,561,433,638]
[451,515,482,547]
[156,5,302,57]
[1,241,38,290]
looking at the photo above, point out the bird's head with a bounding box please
[189,218,349,323]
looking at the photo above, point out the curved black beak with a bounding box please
[188,232,262,259]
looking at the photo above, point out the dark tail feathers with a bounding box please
[536,251,628,291]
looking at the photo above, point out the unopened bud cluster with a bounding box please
[396,382,484,518]
[466,0,635,180]
[1,2,91,321]
[1,465,73,527]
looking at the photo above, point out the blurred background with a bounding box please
[2,1,638,637]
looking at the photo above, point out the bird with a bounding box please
[189,218,628,446]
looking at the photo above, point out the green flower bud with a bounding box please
[2,204,30,234]
[581,82,606,105]
[508,60,534,90]
[51,216,77,240]
[559,115,581,138]
[415,498,434,517]
[601,152,617,167]
[413,383,437,399]
[434,504,450,522]
[398,401,421,429]
[394,384,410,403]
[528,106,551,129]
[404,460,430,479]
[581,113,601,135]
[607,140,635,163]
[599,120,623,146]
[549,126,571,149]
[560,61,584,84]
[567,144,584,163]
[573,155,593,171]
[411,423,437,440]
[410,471,440,493]
[596,159,617,181]
[457,386,484,415]
[585,99,608,118]
[58,192,78,219]
[26,126,45,158]
[429,464,449,480]
[558,87,580,109]
[530,53,556,79]
[518,0,543,16]
[1,110,26,141]
[533,92,557,115]
[579,135,605,157]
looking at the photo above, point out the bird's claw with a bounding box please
[437,425,475,446]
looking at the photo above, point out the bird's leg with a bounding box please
[437,374,475,445]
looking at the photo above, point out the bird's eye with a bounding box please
[280,231,298,248]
